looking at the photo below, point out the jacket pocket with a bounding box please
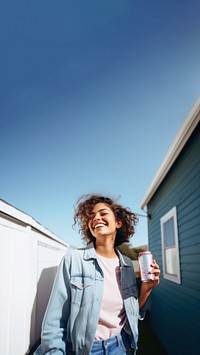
[70,275,93,307]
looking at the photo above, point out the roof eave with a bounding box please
[0,198,69,247]
[140,96,200,209]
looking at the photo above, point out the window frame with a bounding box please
[160,206,181,284]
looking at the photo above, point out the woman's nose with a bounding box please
[93,213,101,221]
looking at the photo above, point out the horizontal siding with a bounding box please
[181,243,200,257]
[181,276,200,290]
[178,188,200,214]
[156,282,199,314]
[147,122,200,355]
[148,166,200,218]
[180,233,199,247]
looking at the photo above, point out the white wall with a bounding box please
[0,200,68,355]
[132,260,139,273]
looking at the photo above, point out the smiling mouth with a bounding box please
[94,223,107,229]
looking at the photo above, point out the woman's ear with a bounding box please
[116,220,122,229]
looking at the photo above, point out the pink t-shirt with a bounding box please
[95,254,127,340]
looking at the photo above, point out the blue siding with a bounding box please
[147,122,200,355]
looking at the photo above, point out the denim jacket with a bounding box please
[34,243,147,354]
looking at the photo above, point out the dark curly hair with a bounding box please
[73,194,138,247]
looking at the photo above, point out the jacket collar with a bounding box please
[83,242,129,266]
[83,242,97,260]
[116,248,130,267]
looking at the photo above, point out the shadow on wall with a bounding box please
[26,266,58,355]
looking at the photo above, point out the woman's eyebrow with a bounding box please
[89,208,109,216]
[98,208,109,212]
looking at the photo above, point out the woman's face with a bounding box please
[88,203,122,240]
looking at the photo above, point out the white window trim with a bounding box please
[160,206,181,284]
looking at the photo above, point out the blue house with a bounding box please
[140,97,200,355]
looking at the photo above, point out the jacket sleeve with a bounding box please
[39,251,71,354]
[137,279,151,320]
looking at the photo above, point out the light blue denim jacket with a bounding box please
[35,243,148,354]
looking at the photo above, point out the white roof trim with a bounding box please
[0,198,69,246]
[140,96,200,209]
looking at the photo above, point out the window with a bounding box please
[160,207,181,284]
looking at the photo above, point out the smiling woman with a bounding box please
[34,194,160,355]
[73,194,138,246]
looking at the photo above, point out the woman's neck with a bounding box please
[95,240,117,258]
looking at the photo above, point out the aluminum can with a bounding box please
[138,251,155,282]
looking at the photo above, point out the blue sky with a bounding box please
[1,0,200,247]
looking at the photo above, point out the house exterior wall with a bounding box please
[147,122,200,355]
[0,201,68,355]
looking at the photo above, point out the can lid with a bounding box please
[138,251,152,256]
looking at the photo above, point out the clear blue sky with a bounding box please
[1,0,200,247]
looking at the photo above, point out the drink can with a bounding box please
[138,251,155,282]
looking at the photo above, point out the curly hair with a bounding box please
[73,194,138,247]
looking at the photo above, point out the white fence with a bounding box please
[0,199,68,355]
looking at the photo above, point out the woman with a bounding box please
[35,194,160,354]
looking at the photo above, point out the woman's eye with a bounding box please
[100,212,108,216]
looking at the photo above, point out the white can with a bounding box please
[138,251,155,282]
